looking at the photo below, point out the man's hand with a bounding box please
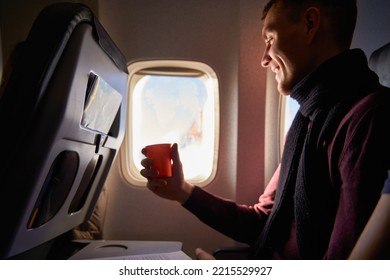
[140,143,194,204]
[195,248,216,260]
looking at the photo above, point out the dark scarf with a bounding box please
[252,49,381,259]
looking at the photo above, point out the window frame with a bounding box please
[120,60,220,187]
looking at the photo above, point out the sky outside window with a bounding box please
[131,74,216,181]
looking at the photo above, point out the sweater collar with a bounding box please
[290,49,379,118]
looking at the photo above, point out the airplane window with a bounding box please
[121,61,219,187]
[279,95,299,155]
[283,96,299,137]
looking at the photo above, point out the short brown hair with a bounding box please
[262,0,357,48]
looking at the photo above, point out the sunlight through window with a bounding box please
[283,96,299,137]
[122,61,219,187]
[279,95,299,157]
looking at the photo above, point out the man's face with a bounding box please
[261,2,311,96]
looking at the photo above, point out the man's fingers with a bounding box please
[195,248,216,260]
[140,157,153,168]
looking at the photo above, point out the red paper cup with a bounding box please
[144,143,172,177]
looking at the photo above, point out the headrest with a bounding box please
[369,42,390,87]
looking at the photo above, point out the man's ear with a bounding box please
[304,7,320,43]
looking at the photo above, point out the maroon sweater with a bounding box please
[183,50,390,259]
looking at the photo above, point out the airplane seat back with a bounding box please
[347,42,390,259]
[369,42,390,87]
[0,3,128,259]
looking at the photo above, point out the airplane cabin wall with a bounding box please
[98,0,268,258]
[352,0,390,58]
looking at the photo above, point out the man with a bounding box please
[141,0,390,259]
